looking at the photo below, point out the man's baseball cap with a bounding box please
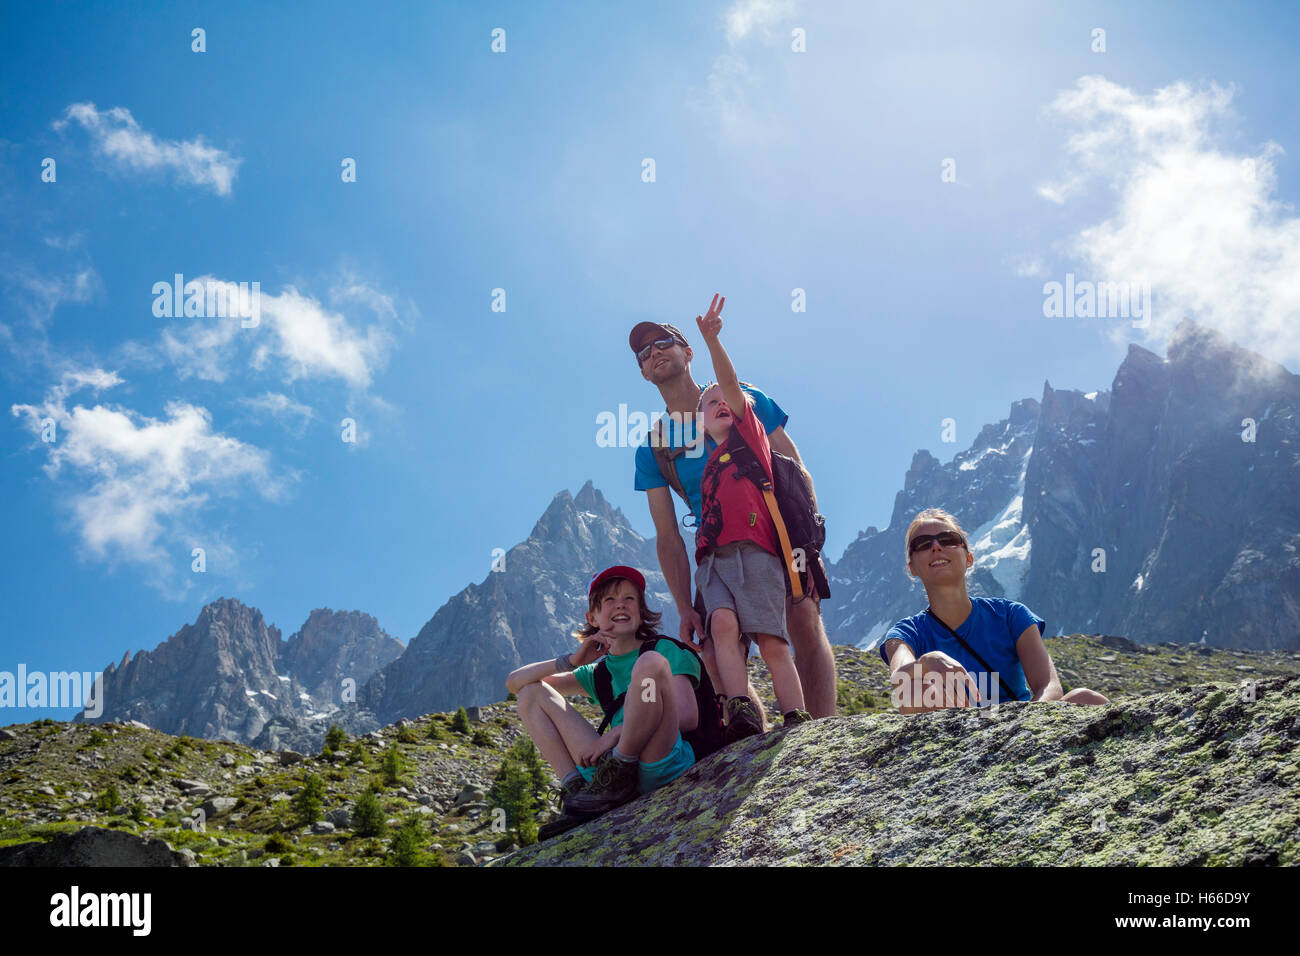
[628,322,689,355]
[588,565,646,597]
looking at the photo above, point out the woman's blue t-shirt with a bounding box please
[877,597,1044,704]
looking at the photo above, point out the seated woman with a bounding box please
[881,507,1108,711]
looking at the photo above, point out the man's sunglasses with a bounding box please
[637,337,679,365]
[908,531,966,554]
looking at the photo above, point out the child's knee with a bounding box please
[709,609,739,639]
[632,650,671,679]
[516,681,554,710]
[756,635,790,661]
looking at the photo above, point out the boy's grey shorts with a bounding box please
[695,540,789,645]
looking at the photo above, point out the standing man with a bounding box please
[629,300,837,720]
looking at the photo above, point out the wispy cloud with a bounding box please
[156,276,396,390]
[0,262,100,330]
[236,391,315,435]
[52,102,242,196]
[1038,76,1300,366]
[10,370,289,595]
[725,0,798,43]
[689,0,800,142]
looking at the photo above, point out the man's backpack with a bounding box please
[724,425,830,602]
[592,636,726,761]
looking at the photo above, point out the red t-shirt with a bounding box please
[695,401,781,562]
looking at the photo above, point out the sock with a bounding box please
[611,747,636,763]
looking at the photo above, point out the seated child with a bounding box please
[692,294,811,741]
[506,566,701,838]
[881,507,1109,711]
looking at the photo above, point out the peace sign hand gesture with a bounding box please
[695,293,725,343]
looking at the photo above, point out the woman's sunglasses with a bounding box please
[637,337,678,365]
[908,531,966,554]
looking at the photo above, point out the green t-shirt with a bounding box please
[573,637,701,728]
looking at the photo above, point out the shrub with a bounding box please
[94,785,121,813]
[381,744,405,786]
[265,833,292,854]
[487,739,548,847]
[396,724,418,744]
[450,707,471,734]
[324,724,347,752]
[128,801,147,823]
[386,814,429,867]
[352,787,386,838]
[471,729,493,747]
[291,774,326,826]
[345,741,368,765]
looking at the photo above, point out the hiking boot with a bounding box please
[538,810,588,841]
[782,709,813,727]
[551,775,586,813]
[537,775,597,841]
[724,696,764,744]
[562,754,639,817]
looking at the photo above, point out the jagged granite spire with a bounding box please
[361,483,677,723]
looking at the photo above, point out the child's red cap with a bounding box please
[588,566,646,597]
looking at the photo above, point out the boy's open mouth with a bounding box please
[929,558,950,568]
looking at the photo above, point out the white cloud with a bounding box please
[236,391,315,434]
[10,370,288,594]
[1,264,101,330]
[53,102,241,196]
[1039,76,1300,366]
[726,0,799,44]
[689,1,800,143]
[157,276,395,389]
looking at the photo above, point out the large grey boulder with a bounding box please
[0,827,196,867]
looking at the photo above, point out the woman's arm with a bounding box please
[886,639,980,711]
[1015,625,1063,702]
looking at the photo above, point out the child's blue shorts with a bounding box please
[577,733,695,794]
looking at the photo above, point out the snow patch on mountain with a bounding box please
[858,619,891,651]
[969,450,1033,600]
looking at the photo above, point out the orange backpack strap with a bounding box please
[760,485,803,600]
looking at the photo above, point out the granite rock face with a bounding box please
[823,320,1300,650]
[0,826,195,867]
[501,675,1300,866]
[80,599,398,747]
[362,481,679,723]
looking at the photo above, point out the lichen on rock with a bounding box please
[498,676,1300,866]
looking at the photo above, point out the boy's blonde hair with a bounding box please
[903,507,974,577]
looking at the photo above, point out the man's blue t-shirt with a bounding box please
[877,597,1043,704]
[634,384,788,524]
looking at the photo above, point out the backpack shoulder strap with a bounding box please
[725,425,804,600]
[593,660,623,734]
[650,416,692,510]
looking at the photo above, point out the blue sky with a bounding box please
[3,1,1299,720]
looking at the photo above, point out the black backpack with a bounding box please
[723,425,830,601]
[592,636,726,760]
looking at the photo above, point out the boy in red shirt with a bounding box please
[694,295,810,742]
